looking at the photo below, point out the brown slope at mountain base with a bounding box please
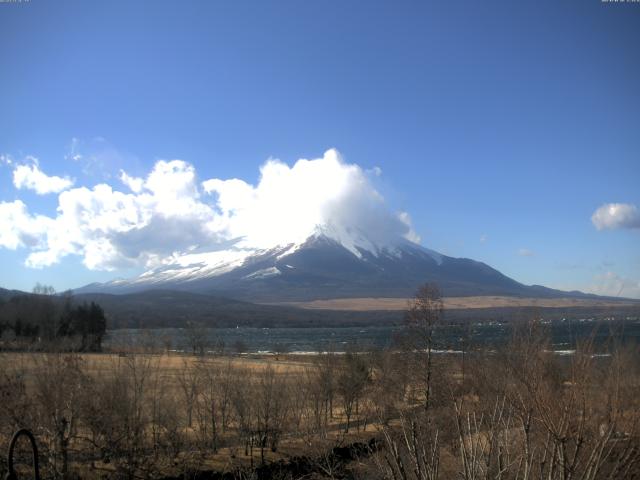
[267,296,640,311]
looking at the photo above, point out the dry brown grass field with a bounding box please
[0,350,391,479]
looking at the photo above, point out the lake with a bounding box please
[104,317,640,354]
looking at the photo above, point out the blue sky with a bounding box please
[0,0,639,297]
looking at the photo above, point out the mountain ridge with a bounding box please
[74,229,618,303]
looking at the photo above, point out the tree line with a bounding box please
[0,284,106,351]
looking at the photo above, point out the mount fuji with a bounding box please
[75,223,594,302]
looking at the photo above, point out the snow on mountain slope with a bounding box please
[75,221,547,302]
[89,221,420,287]
[76,219,599,302]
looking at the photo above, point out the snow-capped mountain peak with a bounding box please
[74,221,540,302]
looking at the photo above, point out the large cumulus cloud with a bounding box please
[0,149,418,270]
[202,149,418,249]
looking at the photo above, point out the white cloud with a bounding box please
[119,170,144,193]
[480,234,488,244]
[518,248,534,257]
[202,149,418,249]
[585,271,640,299]
[12,158,74,195]
[398,212,421,243]
[65,137,83,162]
[367,166,382,177]
[65,137,139,178]
[0,154,13,166]
[591,203,640,230]
[1,149,418,270]
[30,160,221,270]
[0,200,54,251]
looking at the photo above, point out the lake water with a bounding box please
[104,317,640,354]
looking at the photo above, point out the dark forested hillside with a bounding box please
[73,290,402,328]
[0,290,107,350]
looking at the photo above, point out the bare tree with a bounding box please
[0,354,33,479]
[81,354,160,479]
[195,359,229,452]
[176,358,200,429]
[316,349,338,425]
[32,283,56,296]
[376,411,440,480]
[301,365,329,443]
[405,283,443,413]
[254,365,290,464]
[337,351,370,433]
[32,353,86,479]
[457,319,640,480]
[32,283,58,341]
[229,367,257,464]
[184,320,208,355]
[370,348,407,426]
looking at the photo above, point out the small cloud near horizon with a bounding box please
[518,248,535,257]
[591,203,640,231]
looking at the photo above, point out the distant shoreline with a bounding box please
[268,295,640,311]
